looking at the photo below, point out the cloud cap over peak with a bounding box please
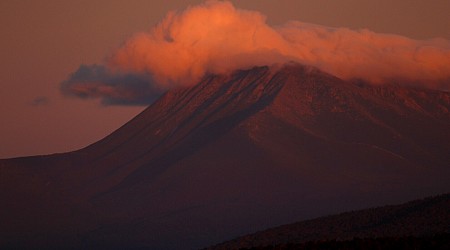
[62,0,450,105]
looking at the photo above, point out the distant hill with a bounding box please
[207,193,450,249]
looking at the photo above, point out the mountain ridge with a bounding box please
[1,63,449,249]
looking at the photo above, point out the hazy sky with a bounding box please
[1,0,449,158]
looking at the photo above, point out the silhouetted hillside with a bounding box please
[208,193,450,249]
[240,234,450,250]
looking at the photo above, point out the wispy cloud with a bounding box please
[30,96,49,106]
[61,64,164,105]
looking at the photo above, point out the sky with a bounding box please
[1,0,450,159]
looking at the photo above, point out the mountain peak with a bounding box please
[1,63,449,249]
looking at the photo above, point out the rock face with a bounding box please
[1,63,449,249]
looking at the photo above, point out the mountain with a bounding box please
[1,63,449,249]
[207,193,450,249]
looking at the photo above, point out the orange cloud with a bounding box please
[110,1,288,87]
[111,1,450,88]
[63,1,450,105]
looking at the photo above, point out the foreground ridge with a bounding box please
[207,193,450,249]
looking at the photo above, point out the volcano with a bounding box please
[1,63,449,249]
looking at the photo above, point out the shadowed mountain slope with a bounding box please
[1,63,449,249]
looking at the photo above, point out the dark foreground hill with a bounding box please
[1,63,449,249]
[207,193,450,249]
[223,234,450,250]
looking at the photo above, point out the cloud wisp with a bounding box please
[62,1,450,105]
[30,96,50,106]
[61,64,163,105]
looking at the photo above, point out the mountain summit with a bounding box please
[1,63,450,249]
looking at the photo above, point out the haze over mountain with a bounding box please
[1,63,449,249]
